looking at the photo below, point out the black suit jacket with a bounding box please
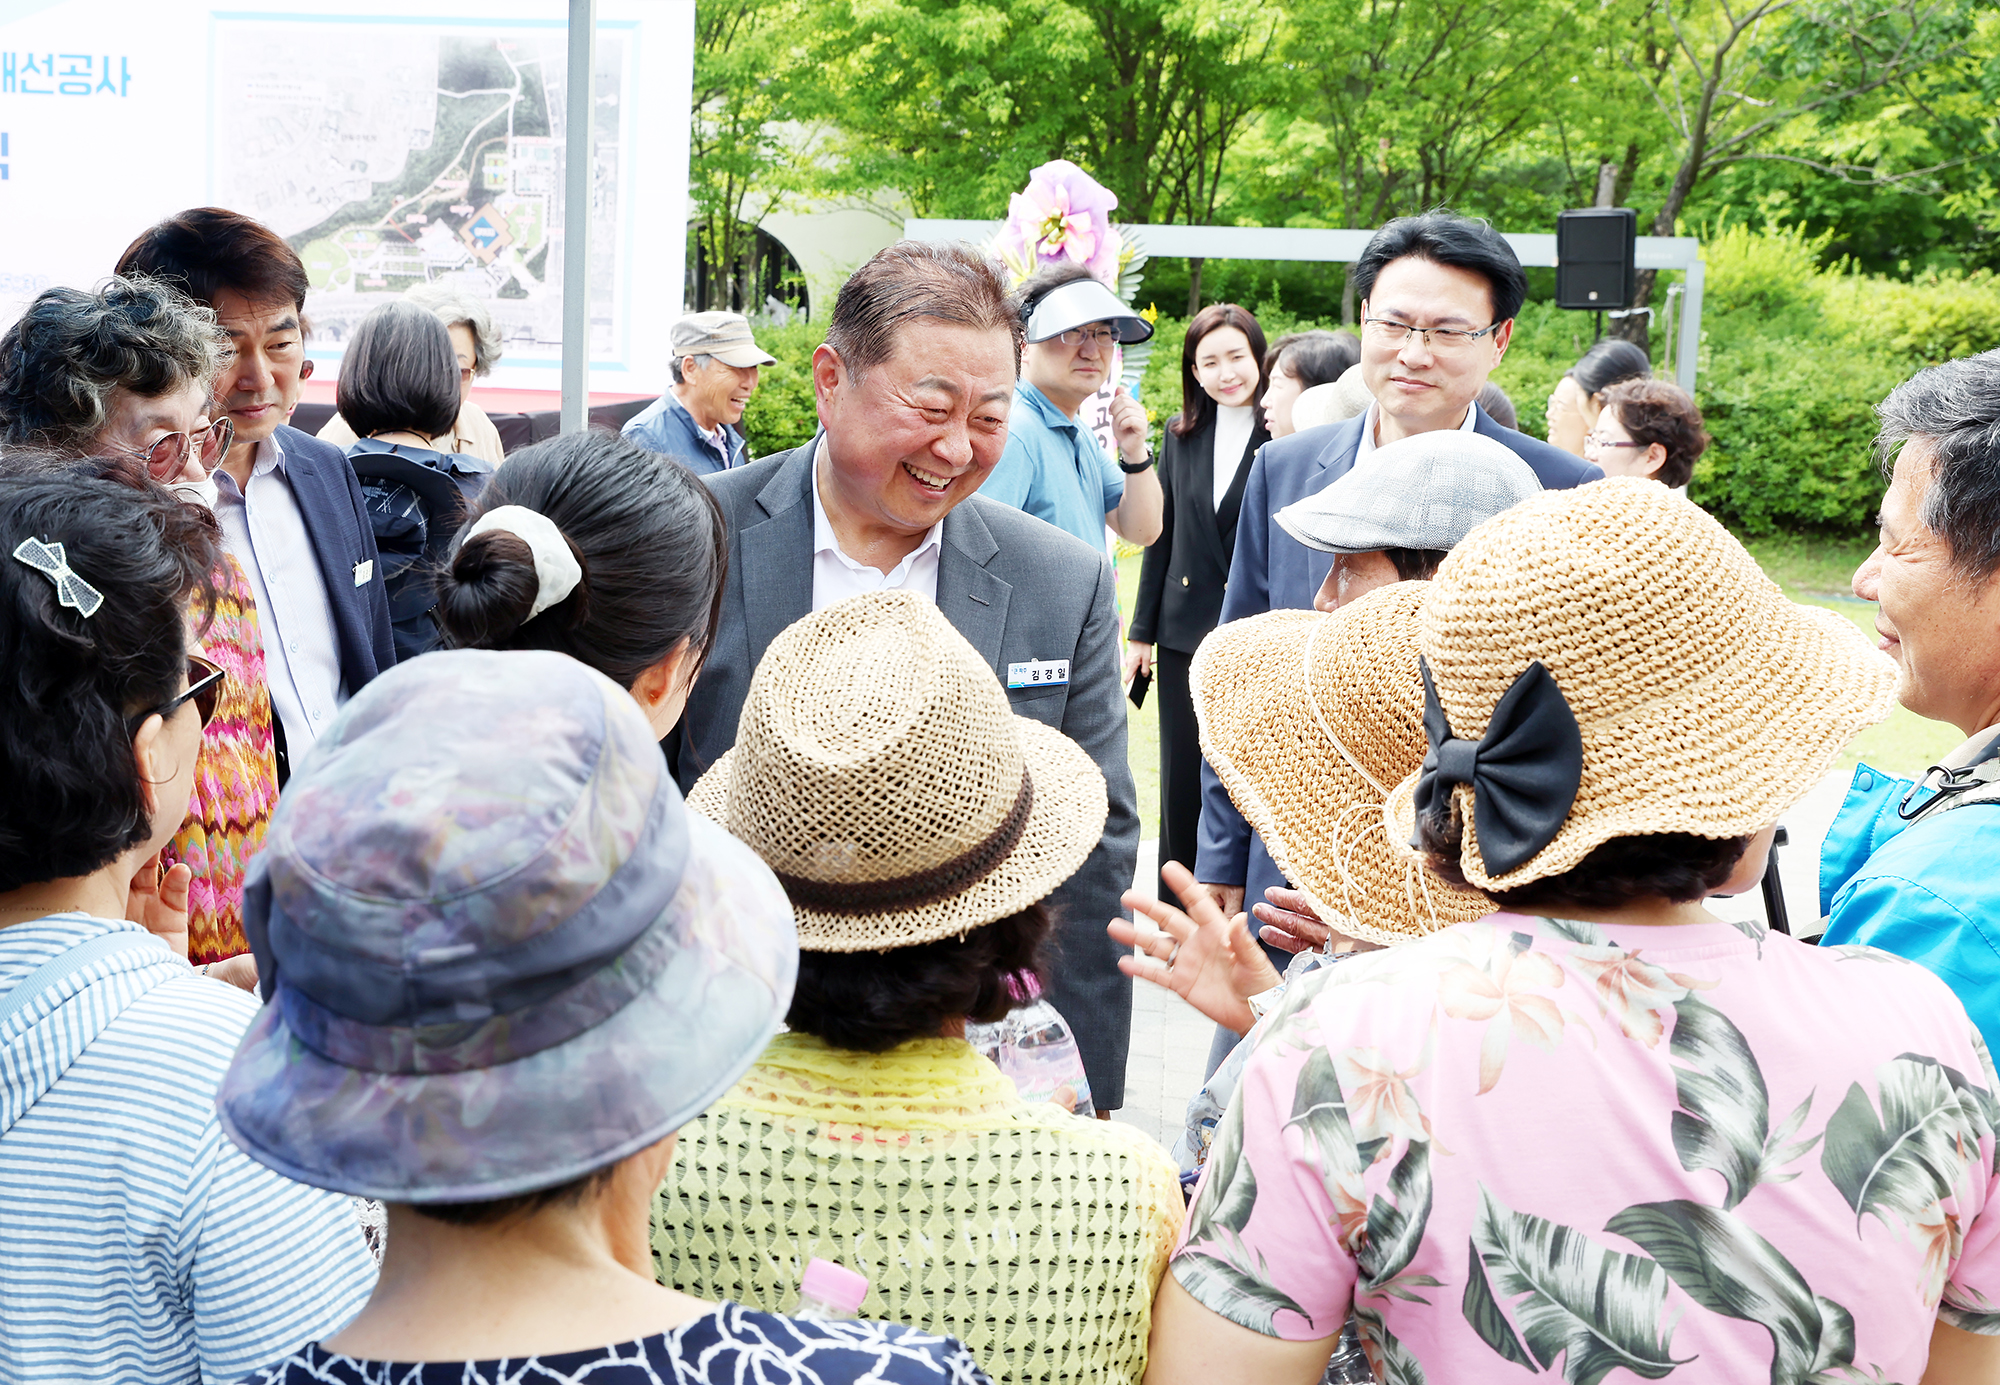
[275,424,396,689]
[1128,412,1269,655]
[675,439,1141,1107]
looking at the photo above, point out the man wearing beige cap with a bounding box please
[622,310,776,474]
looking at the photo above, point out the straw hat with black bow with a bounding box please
[1191,583,1493,946]
[689,590,1109,950]
[1384,478,1899,891]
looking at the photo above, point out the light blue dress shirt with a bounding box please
[981,380,1124,553]
[212,434,347,758]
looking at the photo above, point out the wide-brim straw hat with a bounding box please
[1385,478,1899,891]
[1191,584,1492,946]
[690,590,1109,950]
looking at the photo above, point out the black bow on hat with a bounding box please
[1412,658,1583,877]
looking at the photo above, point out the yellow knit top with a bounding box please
[651,1033,1185,1384]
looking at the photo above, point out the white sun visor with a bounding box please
[1023,277,1154,345]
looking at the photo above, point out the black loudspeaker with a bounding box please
[1556,208,1637,310]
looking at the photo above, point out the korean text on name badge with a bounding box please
[1006,659,1070,689]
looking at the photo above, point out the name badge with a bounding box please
[1007,658,1070,689]
[352,559,374,587]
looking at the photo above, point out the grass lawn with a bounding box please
[1113,530,1958,843]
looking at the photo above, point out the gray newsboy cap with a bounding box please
[1275,430,1543,554]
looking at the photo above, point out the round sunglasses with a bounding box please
[126,417,234,481]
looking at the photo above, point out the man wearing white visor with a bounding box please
[982,263,1163,554]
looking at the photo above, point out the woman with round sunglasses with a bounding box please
[0,276,274,976]
[0,473,379,1382]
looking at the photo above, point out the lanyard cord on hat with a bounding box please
[1302,619,1390,798]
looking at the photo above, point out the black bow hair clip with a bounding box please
[1411,657,1583,877]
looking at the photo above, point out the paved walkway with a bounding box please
[1104,769,1863,1152]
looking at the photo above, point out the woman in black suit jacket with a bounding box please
[1126,304,1269,900]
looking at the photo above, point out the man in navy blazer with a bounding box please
[119,209,395,780]
[1192,213,1602,981]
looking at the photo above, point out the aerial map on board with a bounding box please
[211,19,626,358]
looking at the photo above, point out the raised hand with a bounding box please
[1109,860,1283,1037]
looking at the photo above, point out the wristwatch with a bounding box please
[1117,450,1154,474]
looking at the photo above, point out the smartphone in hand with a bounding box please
[1127,668,1151,709]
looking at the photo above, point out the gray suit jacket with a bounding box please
[677,440,1140,1108]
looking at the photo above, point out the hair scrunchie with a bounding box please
[464,505,581,620]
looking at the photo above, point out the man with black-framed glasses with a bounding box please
[1190,212,1602,1075]
[982,261,1163,554]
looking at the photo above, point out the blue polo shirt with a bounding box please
[981,380,1124,553]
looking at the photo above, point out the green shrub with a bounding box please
[739,319,827,458]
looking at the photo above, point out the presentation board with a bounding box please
[0,0,693,394]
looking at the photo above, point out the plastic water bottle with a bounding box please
[794,1257,869,1321]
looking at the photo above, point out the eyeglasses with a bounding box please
[1584,433,1648,451]
[129,655,226,730]
[123,417,233,481]
[1362,317,1503,355]
[1058,326,1120,348]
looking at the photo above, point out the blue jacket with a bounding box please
[1818,752,2000,1057]
[1193,406,1601,903]
[276,424,397,688]
[621,391,746,474]
[344,437,495,661]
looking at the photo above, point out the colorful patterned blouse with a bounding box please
[1173,912,2000,1382]
[165,553,279,964]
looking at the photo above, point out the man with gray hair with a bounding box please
[622,310,775,473]
[1819,348,2000,1056]
[673,240,1140,1110]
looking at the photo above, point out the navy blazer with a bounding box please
[1192,406,1601,902]
[275,424,396,691]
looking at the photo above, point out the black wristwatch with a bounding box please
[1118,450,1154,474]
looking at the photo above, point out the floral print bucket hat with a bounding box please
[217,647,798,1203]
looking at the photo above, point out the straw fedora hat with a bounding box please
[689,590,1109,950]
[1191,584,1492,946]
[1384,478,1899,892]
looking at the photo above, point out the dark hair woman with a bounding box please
[1590,377,1710,486]
[654,591,1184,1384]
[0,474,376,1382]
[435,429,727,740]
[1260,328,1360,439]
[0,276,274,973]
[1127,303,1270,902]
[1544,336,1650,456]
[339,300,496,660]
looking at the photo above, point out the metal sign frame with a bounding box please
[903,218,1704,392]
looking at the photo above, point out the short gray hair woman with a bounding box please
[317,285,508,464]
[0,276,223,456]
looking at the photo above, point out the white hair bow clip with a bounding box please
[13,536,104,618]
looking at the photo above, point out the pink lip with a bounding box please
[1389,376,1432,390]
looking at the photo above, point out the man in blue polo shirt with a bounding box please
[982,263,1162,554]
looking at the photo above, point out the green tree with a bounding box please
[687,0,825,312]
[795,0,1279,225]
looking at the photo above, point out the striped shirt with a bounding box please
[0,915,376,1384]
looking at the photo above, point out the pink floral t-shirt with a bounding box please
[1173,913,2000,1382]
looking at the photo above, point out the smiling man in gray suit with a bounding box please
[674,240,1139,1112]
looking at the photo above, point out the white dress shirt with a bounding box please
[810,441,944,612]
[1353,397,1479,466]
[211,433,347,758]
[1211,403,1256,510]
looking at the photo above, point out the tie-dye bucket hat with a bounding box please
[216,647,797,1202]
